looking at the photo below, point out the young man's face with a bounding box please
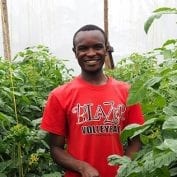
[73,30,107,73]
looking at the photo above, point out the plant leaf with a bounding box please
[42,172,62,177]
[162,116,177,130]
[144,13,162,34]
[108,155,131,166]
[127,76,147,105]
[156,139,177,153]
[144,7,177,33]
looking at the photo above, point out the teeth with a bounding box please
[86,60,97,64]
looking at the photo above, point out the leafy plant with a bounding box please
[144,7,177,33]
[107,7,177,175]
[107,38,177,176]
[0,45,72,177]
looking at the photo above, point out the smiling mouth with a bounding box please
[85,60,100,65]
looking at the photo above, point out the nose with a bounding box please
[86,48,96,57]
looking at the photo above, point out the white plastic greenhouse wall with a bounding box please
[1,0,177,75]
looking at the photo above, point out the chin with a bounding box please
[83,67,102,74]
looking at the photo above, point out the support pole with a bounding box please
[104,0,114,69]
[0,0,11,60]
[104,0,109,39]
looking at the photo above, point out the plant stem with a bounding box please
[17,143,24,177]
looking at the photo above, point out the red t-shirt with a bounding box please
[41,76,144,177]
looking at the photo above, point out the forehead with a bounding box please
[74,30,105,46]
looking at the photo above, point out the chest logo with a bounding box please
[72,101,126,134]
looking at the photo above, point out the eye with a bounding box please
[93,44,104,50]
[77,46,88,52]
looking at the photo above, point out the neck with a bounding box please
[80,71,108,85]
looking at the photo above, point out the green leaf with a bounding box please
[170,167,177,177]
[121,118,164,143]
[163,101,177,116]
[118,161,141,177]
[0,160,13,172]
[127,76,147,105]
[42,172,62,177]
[153,167,170,177]
[162,116,177,130]
[143,151,176,173]
[108,155,131,166]
[140,134,150,145]
[31,117,42,127]
[0,112,15,124]
[144,13,162,34]
[163,129,177,139]
[121,123,150,143]
[0,173,7,177]
[156,139,177,153]
[153,151,177,169]
[145,76,162,88]
[153,95,166,108]
[108,155,141,177]
[162,49,172,59]
[153,7,177,13]
[162,39,177,47]
[144,7,177,33]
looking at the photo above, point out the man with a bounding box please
[41,24,144,177]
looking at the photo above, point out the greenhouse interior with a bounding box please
[1,0,177,177]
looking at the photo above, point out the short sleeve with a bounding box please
[123,103,145,128]
[40,92,67,136]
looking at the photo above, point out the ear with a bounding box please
[104,45,109,56]
[72,47,76,53]
[106,45,109,52]
[72,47,78,58]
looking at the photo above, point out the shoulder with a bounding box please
[109,77,130,90]
[108,77,131,100]
[50,76,80,96]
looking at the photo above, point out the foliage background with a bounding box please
[1,40,177,177]
[1,6,177,177]
[0,45,73,177]
[1,0,177,75]
[107,7,177,177]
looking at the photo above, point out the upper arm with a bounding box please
[125,103,144,126]
[41,92,67,136]
[125,136,142,158]
[49,133,66,149]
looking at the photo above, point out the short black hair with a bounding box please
[73,24,107,49]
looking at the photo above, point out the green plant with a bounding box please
[107,7,177,176]
[144,7,177,34]
[0,45,72,177]
[107,39,177,177]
